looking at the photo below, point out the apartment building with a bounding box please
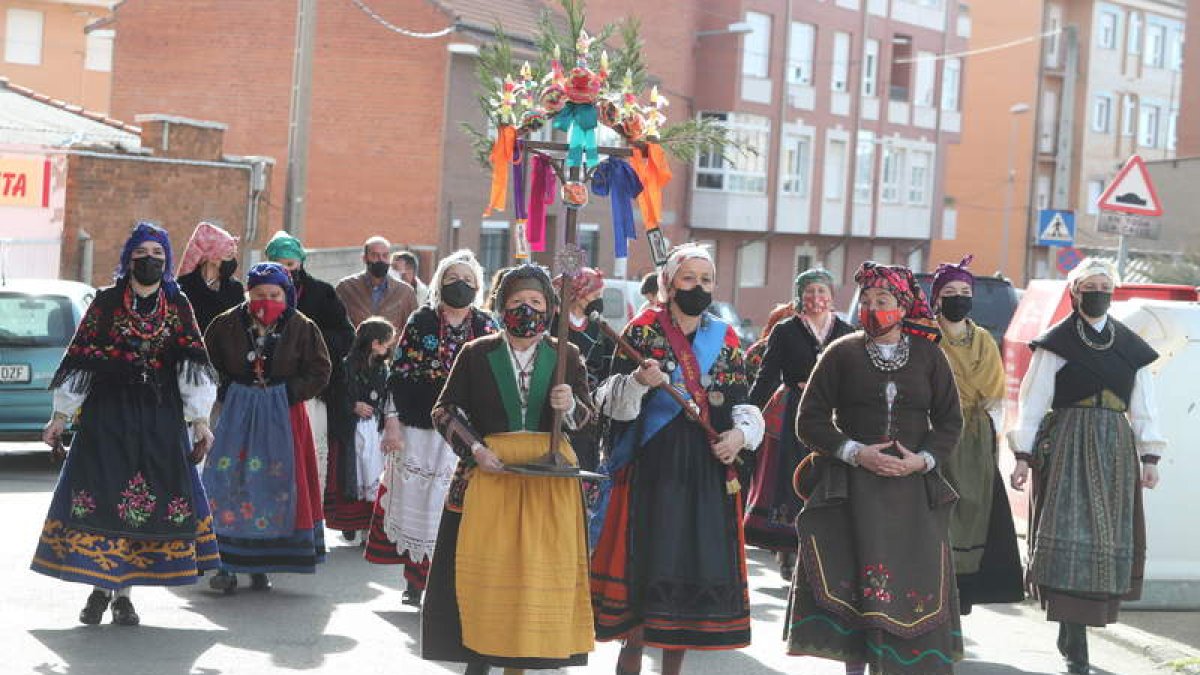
[0,1,114,113]
[686,0,969,316]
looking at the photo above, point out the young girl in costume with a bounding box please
[343,317,395,514]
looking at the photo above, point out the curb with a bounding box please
[1099,621,1200,673]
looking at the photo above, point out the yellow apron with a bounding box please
[455,431,595,659]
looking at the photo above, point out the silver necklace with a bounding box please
[865,334,911,372]
[1075,317,1114,351]
[507,341,537,407]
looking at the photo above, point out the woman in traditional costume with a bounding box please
[341,316,396,525]
[203,262,331,593]
[422,264,594,674]
[1009,258,1164,675]
[590,244,765,675]
[743,302,792,385]
[264,231,355,506]
[931,256,1024,615]
[33,222,218,626]
[744,269,854,581]
[176,221,244,332]
[785,261,963,675]
[553,266,615,473]
[366,250,497,609]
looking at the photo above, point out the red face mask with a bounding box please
[801,297,831,315]
[859,307,905,337]
[249,298,287,326]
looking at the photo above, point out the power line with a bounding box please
[896,27,1062,64]
[348,0,455,38]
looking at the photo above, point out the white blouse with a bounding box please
[53,364,217,424]
[1007,316,1167,458]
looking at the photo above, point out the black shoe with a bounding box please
[464,662,490,675]
[402,588,423,608]
[250,573,272,591]
[1058,622,1089,674]
[341,530,357,543]
[110,597,140,626]
[79,590,111,625]
[209,570,238,594]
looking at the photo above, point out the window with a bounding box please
[4,9,44,65]
[1097,11,1117,50]
[1170,29,1184,71]
[1045,4,1063,66]
[853,131,875,204]
[788,22,816,85]
[579,224,600,268]
[1086,180,1104,215]
[881,145,904,203]
[1039,90,1058,153]
[907,151,931,205]
[1122,95,1137,136]
[824,138,847,200]
[941,58,961,111]
[85,29,115,73]
[1169,110,1178,150]
[743,12,771,78]
[794,247,816,279]
[831,32,851,93]
[890,35,913,102]
[1092,95,1112,134]
[862,39,880,97]
[870,243,893,265]
[738,241,767,287]
[694,112,770,193]
[823,244,845,286]
[1139,105,1160,147]
[1145,24,1165,67]
[479,222,511,277]
[0,293,74,347]
[782,135,812,196]
[1036,174,1051,210]
[914,52,936,107]
[1127,12,1142,54]
[907,247,925,274]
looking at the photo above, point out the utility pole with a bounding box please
[283,0,317,238]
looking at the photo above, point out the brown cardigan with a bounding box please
[334,270,417,330]
[204,306,332,405]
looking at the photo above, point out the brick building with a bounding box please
[0,0,115,113]
[0,78,272,287]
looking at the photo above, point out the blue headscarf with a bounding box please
[246,262,297,309]
[115,221,180,298]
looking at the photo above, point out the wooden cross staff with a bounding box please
[521,139,632,465]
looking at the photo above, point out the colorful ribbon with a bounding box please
[590,158,643,259]
[483,125,516,216]
[552,102,599,168]
[512,142,530,260]
[629,143,673,231]
[527,154,556,252]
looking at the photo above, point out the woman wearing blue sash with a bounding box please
[202,263,331,593]
[33,222,218,626]
[591,244,765,675]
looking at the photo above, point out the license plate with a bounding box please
[0,364,31,383]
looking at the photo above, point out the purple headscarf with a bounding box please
[247,262,297,309]
[931,254,976,300]
[116,221,181,298]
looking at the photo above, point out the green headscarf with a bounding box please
[794,268,834,300]
[265,231,307,262]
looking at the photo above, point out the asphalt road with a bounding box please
[0,444,1187,675]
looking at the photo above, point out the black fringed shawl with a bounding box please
[49,280,214,401]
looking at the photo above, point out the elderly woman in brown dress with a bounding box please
[786,261,963,675]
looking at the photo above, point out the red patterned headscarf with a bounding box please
[553,266,604,299]
[177,221,238,277]
[854,261,939,341]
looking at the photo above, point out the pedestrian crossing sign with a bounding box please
[1036,209,1075,247]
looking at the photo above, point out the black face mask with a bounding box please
[939,295,972,323]
[288,266,307,285]
[440,279,475,309]
[584,298,604,318]
[131,256,165,285]
[673,286,712,317]
[219,259,238,280]
[1079,291,1112,318]
[368,261,390,279]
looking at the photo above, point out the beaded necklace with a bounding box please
[1075,316,1114,351]
[865,333,911,372]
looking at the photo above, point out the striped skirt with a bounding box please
[1030,406,1145,626]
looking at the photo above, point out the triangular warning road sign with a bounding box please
[1096,155,1163,216]
[1040,213,1072,243]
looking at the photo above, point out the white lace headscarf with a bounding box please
[427,249,486,309]
[1067,258,1120,291]
[657,243,715,304]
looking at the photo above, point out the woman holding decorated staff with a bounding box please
[591,244,764,675]
[1009,259,1164,675]
[785,261,963,675]
[203,263,331,593]
[931,256,1024,616]
[33,222,218,626]
[366,250,497,609]
[744,270,854,581]
[422,264,595,674]
[552,266,615,472]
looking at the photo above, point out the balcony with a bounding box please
[691,190,769,232]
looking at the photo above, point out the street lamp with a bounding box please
[999,102,1031,277]
[696,22,755,38]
